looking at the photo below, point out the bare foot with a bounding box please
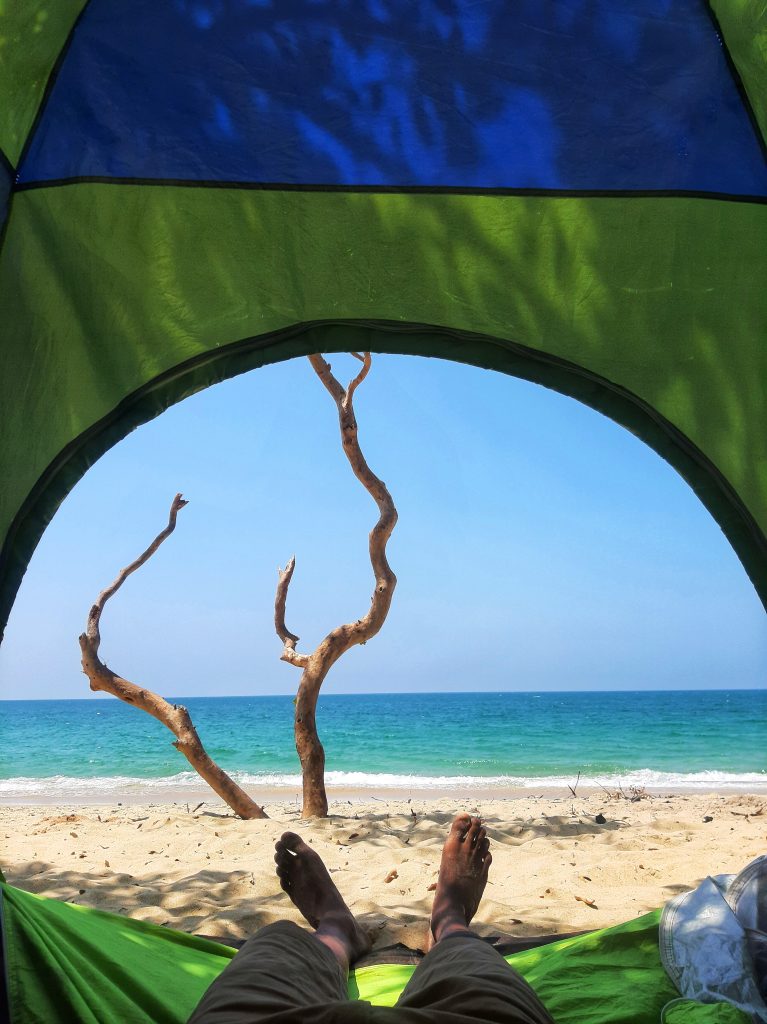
[428,813,492,947]
[274,831,371,971]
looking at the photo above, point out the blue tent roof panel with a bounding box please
[18,0,767,195]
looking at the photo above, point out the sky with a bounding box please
[0,353,765,700]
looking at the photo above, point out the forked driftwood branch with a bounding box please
[567,771,581,798]
[275,353,397,817]
[79,494,267,819]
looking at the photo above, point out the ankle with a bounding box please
[314,930,350,975]
[431,911,471,944]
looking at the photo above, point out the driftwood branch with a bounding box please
[275,557,309,669]
[274,353,397,817]
[86,493,188,649]
[305,352,397,649]
[81,494,267,819]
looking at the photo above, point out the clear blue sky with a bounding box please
[1,354,765,699]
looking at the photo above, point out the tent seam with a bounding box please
[0,0,94,265]
[0,889,13,1024]
[11,0,94,187]
[703,0,767,163]
[0,149,13,258]
[11,177,767,204]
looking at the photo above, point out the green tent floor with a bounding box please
[0,882,749,1023]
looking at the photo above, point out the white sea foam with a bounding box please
[0,767,765,800]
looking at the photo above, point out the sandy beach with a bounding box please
[2,790,765,951]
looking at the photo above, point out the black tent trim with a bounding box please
[1,319,766,641]
[0,149,13,178]
[703,1,767,162]
[13,0,94,178]
[12,177,767,204]
[0,0,91,257]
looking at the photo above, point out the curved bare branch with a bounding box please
[279,353,398,816]
[275,556,299,644]
[81,494,267,819]
[86,493,188,649]
[308,353,345,404]
[274,557,309,669]
[344,351,372,405]
[306,352,397,658]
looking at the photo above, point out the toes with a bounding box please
[482,852,492,878]
[275,833,302,877]
[449,813,472,839]
[275,833,303,867]
[280,831,303,850]
[274,852,291,883]
[466,817,483,844]
[274,844,295,867]
[472,825,487,847]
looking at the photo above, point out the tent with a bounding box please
[1,1,766,642]
[1,5,766,1020]
[0,880,753,1023]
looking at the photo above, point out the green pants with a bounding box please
[188,921,555,1023]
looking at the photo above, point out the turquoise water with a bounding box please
[1,690,765,797]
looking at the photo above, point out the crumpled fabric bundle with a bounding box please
[660,854,767,1022]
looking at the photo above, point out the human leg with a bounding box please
[187,919,350,1024]
[392,814,554,1024]
[393,934,554,1024]
[187,831,371,1023]
[273,830,371,975]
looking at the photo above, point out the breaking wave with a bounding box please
[1,767,765,799]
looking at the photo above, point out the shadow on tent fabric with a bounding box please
[0,881,754,1024]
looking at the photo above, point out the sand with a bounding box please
[2,791,765,951]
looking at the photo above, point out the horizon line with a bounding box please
[1,686,764,703]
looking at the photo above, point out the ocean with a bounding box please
[0,690,765,801]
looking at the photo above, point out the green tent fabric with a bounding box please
[0,883,235,1024]
[0,882,751,1024]
[1,2,767,639]
[2,8,764,1018]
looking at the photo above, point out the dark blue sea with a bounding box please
[1,691,765,799]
